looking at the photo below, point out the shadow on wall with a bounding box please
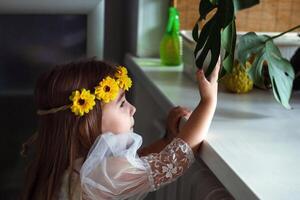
[0,94,36,199]
[0,15,87,199]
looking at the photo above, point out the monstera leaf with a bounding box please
[237,32,295,109]
[221,20,236,76]
[193,0,259,78]
[193,0,234,77]
[193,0,298,109]
[193,0,297,108]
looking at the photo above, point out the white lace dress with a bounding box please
[79,132,195,200]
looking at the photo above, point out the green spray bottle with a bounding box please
[160,7,182,66]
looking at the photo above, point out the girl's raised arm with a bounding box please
[177,57,220,153]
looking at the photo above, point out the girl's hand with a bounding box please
[138,106,191,156]
[196,56,221,104]
[165,106,192,142]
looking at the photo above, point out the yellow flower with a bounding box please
[116,75,132,91]
[69,89,96,116]
[95,76,119,103]
[115,66,128,78]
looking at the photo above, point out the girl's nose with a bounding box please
[130,104,136,116]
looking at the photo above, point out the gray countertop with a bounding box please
[126,55,300,200]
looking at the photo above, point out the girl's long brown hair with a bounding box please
[21,59,118,200]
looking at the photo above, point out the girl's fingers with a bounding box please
[169,108,184,121]
[169,107,190,123]
[197,69,209,85]
[209,56,221,83]
[174,109,188,118]
[183,110,192,119]
[180,107,191,115]
[170,107,183,116]
[167,106,192,136]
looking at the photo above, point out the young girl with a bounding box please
[21,58,220,200]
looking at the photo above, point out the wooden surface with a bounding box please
[177,0,300,32]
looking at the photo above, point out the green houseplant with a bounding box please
[192,0,299,109]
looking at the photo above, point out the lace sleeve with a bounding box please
[140,138,195,190]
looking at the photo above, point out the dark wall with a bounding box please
[0,2,139,198]
[104,0,138,64]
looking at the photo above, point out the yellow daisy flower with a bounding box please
[95,76,119,103]
[115,66,128,78]
[116,75,132,91]
[69,89,96,116]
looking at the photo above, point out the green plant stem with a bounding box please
[265,24,300,42]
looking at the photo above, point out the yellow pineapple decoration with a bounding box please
[222,60,253,94]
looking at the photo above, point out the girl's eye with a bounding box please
[120,100,125,107]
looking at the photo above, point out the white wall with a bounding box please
[136,0,169,57]
[87,1,105,59]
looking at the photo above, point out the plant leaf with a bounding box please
[194,16,215,58]
[247,50,265,88]
[237,32,268,64]
[237,33,295,109]
[192,18,200,41]
[199,0,217,20]
[265,40,295,109]
[195,15,221,77]
[193,0,259,78]
[194,0,234,76]
[205,27,221,77]
[218,0,234,28]
[233,0,260,12]
[221,20,236,74]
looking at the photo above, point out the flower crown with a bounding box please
[37,66,132,117]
